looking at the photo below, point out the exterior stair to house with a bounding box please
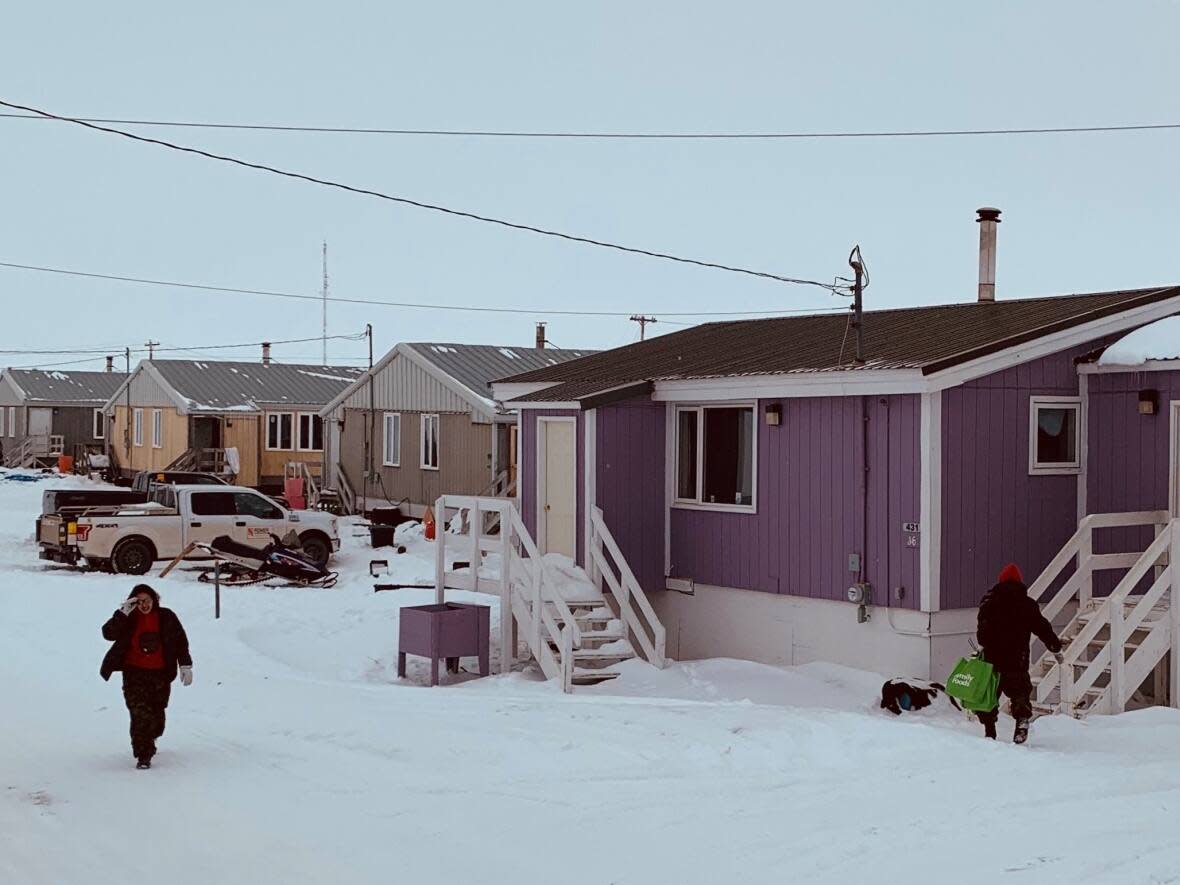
[1027,511,1180,717]
[2,434,61,469]
[433,495,666,691]
[166,447,226,474]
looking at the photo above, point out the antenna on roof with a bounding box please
[321,241,329,366]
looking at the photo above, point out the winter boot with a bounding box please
[983,721,997,740]
[1013,719,1030,745]
[136,757,152,770]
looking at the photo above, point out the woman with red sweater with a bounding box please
[100,584,193,769]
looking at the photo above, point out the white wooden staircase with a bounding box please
[1028,511,1180,717]
[434,495,666,691]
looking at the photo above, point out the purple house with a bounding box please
[492,245,1180,686]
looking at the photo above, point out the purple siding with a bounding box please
[519,409,584,566]
[595,399,666,594]
[668,395,921,608]
[938,343,1108,610]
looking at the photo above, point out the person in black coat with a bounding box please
[976,563,1062,744]
[101,584,193,769]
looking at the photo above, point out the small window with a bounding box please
[151,410,163,449]
[297,414,323,451]
[0,407,5,437]
[266,413,293,450]
[133,409,144,447]
[234,492,283,520]
[1030,398,1081,474]
[420,414,440,470]
[190,491,237,516]
[674,405,756,508]
[93,409,105,440]
[383,413,401,466]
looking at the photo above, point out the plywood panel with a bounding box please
[111,406,189,473]
[224,415,260,487]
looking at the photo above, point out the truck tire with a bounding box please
[298,532,330,566]
[112,538,155,575]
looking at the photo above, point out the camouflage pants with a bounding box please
[122,668,171,760]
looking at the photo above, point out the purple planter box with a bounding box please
[397,602,491,686]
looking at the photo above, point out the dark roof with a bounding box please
[503,287,1180,401]
[405,343,596,399]
[5,369,128,404]
[149,360,365,412]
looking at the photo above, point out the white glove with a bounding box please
[1054,651,1065,665]
[119,599,137,615]
[179,666,193,687]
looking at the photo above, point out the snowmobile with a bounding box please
[196,531,338,588]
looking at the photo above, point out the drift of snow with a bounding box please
[3,469,1180,883]
[1099,316,1180,366]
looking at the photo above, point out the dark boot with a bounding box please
[1013,718,1030,745]
[136,757,152,770]
[984,721,997,740]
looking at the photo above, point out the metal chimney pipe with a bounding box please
[976,207,1001,302]
[105,355,114,373]
[262,342,272,365]
[535,322,546,349]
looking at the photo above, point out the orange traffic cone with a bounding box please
[423,506,436,541]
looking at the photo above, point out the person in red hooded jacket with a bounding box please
[975,563,1063,744]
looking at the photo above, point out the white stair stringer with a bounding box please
[1027,513,1179,718]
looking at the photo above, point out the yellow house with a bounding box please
[103,357,363,491]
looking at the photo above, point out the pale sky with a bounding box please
[3,2,1179,369]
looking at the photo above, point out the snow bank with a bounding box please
[1098,316,1180,366]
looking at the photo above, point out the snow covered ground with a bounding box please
[3,470,1180,884]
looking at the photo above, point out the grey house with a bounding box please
[0,368,127,468]
[320,342,594,516]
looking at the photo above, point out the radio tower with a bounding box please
[321,241,329,366]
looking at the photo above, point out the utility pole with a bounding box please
[124,347,132,463]
[848,246,866,364]
[629,315,657,341]
[321,241,329,366]
[144,340,160,360]
[365,323,374,489]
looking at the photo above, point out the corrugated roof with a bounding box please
[503,287,1180,400]
[5,369,128,404]
[149,360,365,412]
[406,343,596,400]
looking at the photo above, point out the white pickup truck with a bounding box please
[38,484,340,575]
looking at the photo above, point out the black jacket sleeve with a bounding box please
[168,611,193,668]
[1028,599,1062,653]
[102,611,130,642]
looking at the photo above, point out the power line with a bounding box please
[3,110,1179,140]
[0,99,843,294]
[0,331,367,357]
[0,260,848,319]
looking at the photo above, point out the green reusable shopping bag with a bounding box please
[945,654,999,712]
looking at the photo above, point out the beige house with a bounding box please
[104,357,363,490]
[320,342,593,516]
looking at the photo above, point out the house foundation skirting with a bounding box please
[652,584,978,682]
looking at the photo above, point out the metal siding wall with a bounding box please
[339,353,477,416]
[52,406,101,452]
[520,409,584,565]
[668,395,921,607]
[938,343,1109,610]
[595,400,666,593]
[130,369,178,407]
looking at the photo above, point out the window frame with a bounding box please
[132,408,144,447]
[672,403,758,513]
[151,409,163,449]
[93,408,105,440]
[1028,396,1082,476]
[265,412,295,451]
[382,412,401,467]
[419,413,440,471]
[0,406,5,437]
[296,413,323,452]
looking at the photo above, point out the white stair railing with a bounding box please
[588,506,666,669]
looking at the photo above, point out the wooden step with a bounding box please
[570,670,621,685]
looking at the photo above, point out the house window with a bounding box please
[151,410,163,449]
[383,412,401,466]
[0,407,4,437]
[266,413,294,450]
[1029,397,1081,474]
[297,414,323,451]
[420,413,440,470]
[93,409,105,440]
[674,405,756,508]
[133,409,144,447]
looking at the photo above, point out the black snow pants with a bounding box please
[976,667,1032,729]
[122,667,171,759]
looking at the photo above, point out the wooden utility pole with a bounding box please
[629,315,657,340]
[144,340,160,359]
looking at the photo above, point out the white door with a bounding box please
[539,419,577,558]
[28,407,52,440]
